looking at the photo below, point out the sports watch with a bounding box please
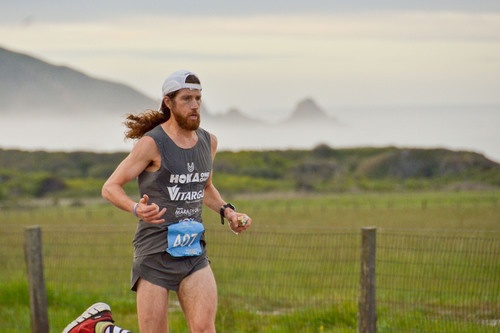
[220,203,235,225]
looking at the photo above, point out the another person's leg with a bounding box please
[136,278,170,333]
[178,265,217,333]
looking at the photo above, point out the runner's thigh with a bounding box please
[136,278,169,333]
[178,265,217,330]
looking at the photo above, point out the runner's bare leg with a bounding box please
[136,278,170,333]
[178,265,217,333]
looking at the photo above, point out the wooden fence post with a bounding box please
[359,226,377,333]
[24,226,49,333]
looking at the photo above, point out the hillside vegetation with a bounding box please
[0,145,499,203]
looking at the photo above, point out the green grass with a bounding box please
[1,190,499,332]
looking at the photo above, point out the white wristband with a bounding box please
[133,203,139,217]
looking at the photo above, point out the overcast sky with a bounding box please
[1,1,500,118]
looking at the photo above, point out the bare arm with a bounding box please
[203,133,252,233]
[102,136,166,223]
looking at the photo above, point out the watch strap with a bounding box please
[220,203,235,224]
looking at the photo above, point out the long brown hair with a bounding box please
[123,90,178,140]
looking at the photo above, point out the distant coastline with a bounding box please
[1,105,499,163]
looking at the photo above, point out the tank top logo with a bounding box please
[169,172,210,184]
[167,185,205,201]
[187,162,195,173]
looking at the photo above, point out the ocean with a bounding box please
[1,104,499,163]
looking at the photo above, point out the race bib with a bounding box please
[166,220,205,257]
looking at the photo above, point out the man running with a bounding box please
[63,69,251,333]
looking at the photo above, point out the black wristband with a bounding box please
[220,203,235,225]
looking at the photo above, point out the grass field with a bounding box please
[0,190,499,332]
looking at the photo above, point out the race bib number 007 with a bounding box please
[166,220,205,257]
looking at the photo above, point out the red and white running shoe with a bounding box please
[62,302,114,333]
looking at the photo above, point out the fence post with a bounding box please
[359,226,377,333]
[24,226,49,333]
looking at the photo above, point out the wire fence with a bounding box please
[0,196,499,332]
[1,224,498,332]
[376,230,499,331]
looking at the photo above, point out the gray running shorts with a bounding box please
[131,246,209,292]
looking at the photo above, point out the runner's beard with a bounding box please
[172,110,201,131]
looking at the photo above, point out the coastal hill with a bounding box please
[0,45,335,126]
[0,46,156,114]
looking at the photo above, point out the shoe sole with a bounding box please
[62,302,111,333]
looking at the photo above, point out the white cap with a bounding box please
[161,69,202,96]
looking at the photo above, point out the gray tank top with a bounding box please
[133,125,212,257]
